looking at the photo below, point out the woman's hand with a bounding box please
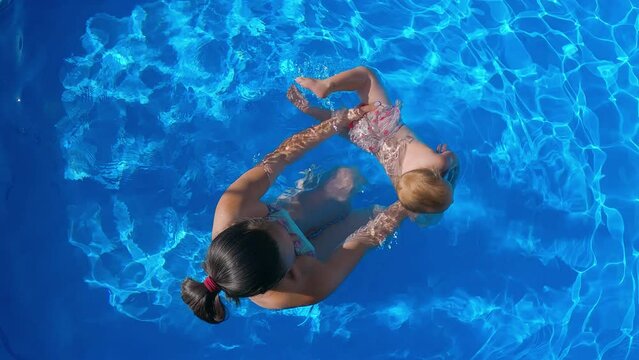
[344,201,410,248]
[340,103,377,122]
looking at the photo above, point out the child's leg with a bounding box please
[296,66,391,105]
[287,84,333,121]
[287,85,348,137]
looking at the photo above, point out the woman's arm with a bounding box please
[212,86,367,235]
[309,201,409,295]
[259,201,410,308]
[260,90,366,181]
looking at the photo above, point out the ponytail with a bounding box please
[182,218,288,324]
[181,277,227,324]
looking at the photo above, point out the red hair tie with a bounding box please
[204,276,220,293]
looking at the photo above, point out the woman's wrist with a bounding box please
[331,107,366,129]
[328,110,349,130]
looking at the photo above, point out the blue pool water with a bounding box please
[1,0,638,358]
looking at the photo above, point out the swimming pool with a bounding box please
[1,0,637,358]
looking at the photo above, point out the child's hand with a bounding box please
[357,103,377,113]
[436,143,449,153]
[287,85,310,113]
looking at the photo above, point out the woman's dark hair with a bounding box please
[181,218,287,324]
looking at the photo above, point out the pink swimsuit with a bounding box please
[348,102,403,154]
[348,101,414,184]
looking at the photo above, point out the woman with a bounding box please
[181,86,411,324]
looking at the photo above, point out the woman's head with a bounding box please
[181,218,292,324]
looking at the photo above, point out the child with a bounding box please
[288,66,459,214]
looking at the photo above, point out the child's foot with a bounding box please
[295,77,331,98]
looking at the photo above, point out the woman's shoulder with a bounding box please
[211,200,270,238]
[249,292,281,309]
[249,256,321,309]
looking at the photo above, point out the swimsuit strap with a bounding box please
[268,208,316,256]
[266,204,280,216]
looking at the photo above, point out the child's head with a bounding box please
[396,168,454,213]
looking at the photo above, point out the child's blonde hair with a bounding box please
[396,169,453,213]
